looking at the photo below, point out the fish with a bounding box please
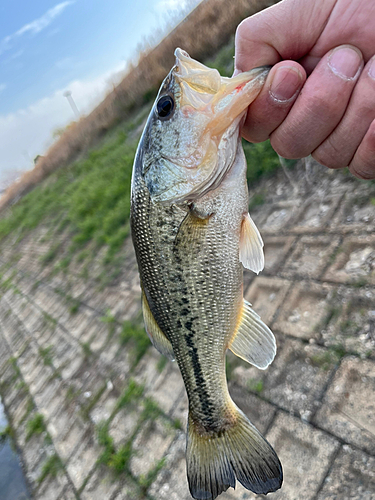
[130,48,282,499]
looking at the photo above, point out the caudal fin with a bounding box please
[186,404,282,499]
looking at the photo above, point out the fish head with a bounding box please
[139,48,270,204]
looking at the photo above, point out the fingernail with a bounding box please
[328,46,362,80]
[368,56,375,80]
[269,66,303,102]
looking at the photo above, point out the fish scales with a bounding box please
[131,48,282,499]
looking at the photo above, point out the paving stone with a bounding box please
[292,195,341,232]
[329,192,375,234]
[170,390,189,430]
[113,479,143,500]
[229,383,276,434]
[109,404,141,448]
[57,484,78,500]
[283,236,340,278]
[323,235,375,284]
[244,277,291,326]
[257,201,300,233]
[65,433,100,490]
[148,433,192,500]
[146,363,185,416]
[262,236,296,274]
[273,281,335,341]
[323,293,375,358]
[316,445,375,500]
[132,348,164,389]
[129,418,177,478]
[80,464,119,500]
[232,338,336,421]
[263,412,339,500]
[52,417,88,462]
[36,473,69,500]
[314,357,375,455]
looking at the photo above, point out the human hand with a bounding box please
[235,0,375,179]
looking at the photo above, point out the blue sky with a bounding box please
[0,0,198,186]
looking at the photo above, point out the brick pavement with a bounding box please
[0,161,374,499]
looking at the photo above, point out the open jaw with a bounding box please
[146,50,270,205]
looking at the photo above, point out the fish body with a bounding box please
[130,49,282,499]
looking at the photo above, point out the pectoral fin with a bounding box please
[142,292,175,361]
[239,213,264,274]
[229,300,276,370]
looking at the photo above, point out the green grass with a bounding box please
[26,413,46,441]
[115,379,144,410]
[0,128,137,266]
[119,321,150,366]
[39,346,54,367]
[37,454,64,484]
[247,379,264,394]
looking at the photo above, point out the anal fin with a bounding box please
[239,213,264,274]
[142,292,175,361]
[229,300,276,369]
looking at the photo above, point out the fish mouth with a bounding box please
[174,48,270,138]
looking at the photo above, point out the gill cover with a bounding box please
[142,48,269,205]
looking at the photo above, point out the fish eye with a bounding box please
[156,95,174,120]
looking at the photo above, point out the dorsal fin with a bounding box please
[142,292,175,361]
[229,300,276,369]
[239,213,264,274]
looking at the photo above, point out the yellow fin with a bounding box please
[229,300,276,370]
[239,213,264,274]
[142,292,175,361]
[187,403,282,498]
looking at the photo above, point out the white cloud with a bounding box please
[0,62,126,185]
[0,1,74,56]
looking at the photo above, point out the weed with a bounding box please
[65,385,80,404]
[116,379,144,410]
[69,299,80,315]
[39,346,54,367]
[43,312,57,328]
[100,309,116,324]
[81,342,92,359]
[371,197,375,206]
[108,442,133,474]
[120,321,149,366]
[352,277,368,288]
[139,457,166,492]
[31,280,41,292]
[172,418,183,430]
[37,454,63,484]
[0,425,14,444]
[156,355,168,373]
[40,244,60,265]
[141,397,163,422]
[26,413,46,441]
[247,379,264,394]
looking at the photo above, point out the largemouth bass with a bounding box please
[130,48,282,499]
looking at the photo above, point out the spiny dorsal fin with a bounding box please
[229,300,276,370]
[239,213,264,274]
[142,292,175,361]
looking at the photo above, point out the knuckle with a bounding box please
[312,139,348,170]
[270,132,301,159]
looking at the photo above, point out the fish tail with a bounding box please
[186,403,282,500]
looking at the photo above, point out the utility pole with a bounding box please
[63,90,80,119]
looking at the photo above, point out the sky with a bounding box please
[0,0,199,188]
